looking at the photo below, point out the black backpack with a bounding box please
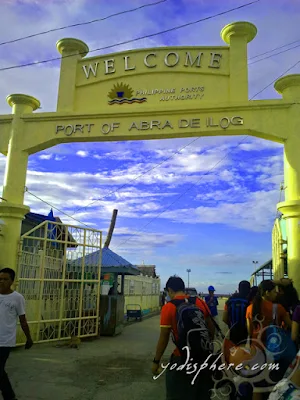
[170,297,213,361]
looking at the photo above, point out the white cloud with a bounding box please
[54,155,66,161]
[111,228,184,255]
[147,188,279,232]
[39,154,52,160]
[76,150,89,157]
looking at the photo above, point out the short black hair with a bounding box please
[238,280,251,297]
[0,267,15,281]
[165,276,185,292]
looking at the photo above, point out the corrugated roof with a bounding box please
[71,247,139,276]
[102,247,133,268]
[25,212,51,224]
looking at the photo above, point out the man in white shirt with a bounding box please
[0,267,33,400]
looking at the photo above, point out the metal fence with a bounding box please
[16,220,102,345]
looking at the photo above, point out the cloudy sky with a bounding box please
[0,0,298,293]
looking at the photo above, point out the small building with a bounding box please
[72,248,161,317]
[135,264,158,278]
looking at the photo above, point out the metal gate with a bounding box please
[15,220,102,345]
[272,218,286,280]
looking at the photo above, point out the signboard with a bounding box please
[74,47,229,112]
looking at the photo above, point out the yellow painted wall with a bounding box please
[118,274,160,315]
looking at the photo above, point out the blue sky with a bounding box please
[0,0,299,293]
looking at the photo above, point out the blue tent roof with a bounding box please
[102,247,132,268]
[71,247,139,276]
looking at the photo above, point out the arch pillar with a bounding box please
[0,94,40,272]
[276,74,300,292]
[56,38,89,112]
[221,21,257,101]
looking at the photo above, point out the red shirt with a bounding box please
[160,295,211,356]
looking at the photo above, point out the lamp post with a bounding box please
[253,261,258,285]
[187,269,191,288]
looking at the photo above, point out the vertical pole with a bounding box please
[36,222,47,342]
[221,22,257,101]
[275,74,300,295]
[187,269,191,288]
[58,224,68,340]
[0,94,40,272]
[78,228,86,337]
[95,231,102,336]
[121,274,125,295]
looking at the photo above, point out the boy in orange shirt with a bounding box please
[152,276,215,399]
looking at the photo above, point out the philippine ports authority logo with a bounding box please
[108,82,147,105]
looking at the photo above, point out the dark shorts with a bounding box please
[165,355,213,400]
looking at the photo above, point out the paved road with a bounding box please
[8,316,169,400]
[7,304,227,400]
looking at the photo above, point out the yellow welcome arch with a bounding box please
[1,21,300,291]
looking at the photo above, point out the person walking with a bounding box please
[205,286,222,340]
[205,286,219,321]
[152,276,215,400]
[223,280,251,345]
[246,280,293,400]
[273,278,299,319]
[248,286,258,304]
[291,304,300,346]
[0,267,33,400]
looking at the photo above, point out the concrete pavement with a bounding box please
[6,303,227,400]
[7,315,170,400]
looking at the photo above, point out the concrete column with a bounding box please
[121,274,125,295]
[56,38,89,112]
[221,21,257,101]
[0,94,40,272]
[275,74,300,293]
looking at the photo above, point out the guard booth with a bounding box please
[68,245,139,337]
[98,247,140,336]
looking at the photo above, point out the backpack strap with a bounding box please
[198,297,211,314]
[170,297,196,307]
[272,303,279,325]
[188,296,197,305]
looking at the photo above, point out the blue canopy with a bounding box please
[70,247,139,276]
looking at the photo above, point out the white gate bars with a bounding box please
[15,220,102,345]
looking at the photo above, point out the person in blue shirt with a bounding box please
[205,286,219,319]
